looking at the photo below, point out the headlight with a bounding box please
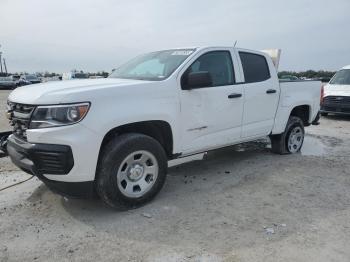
[29,103,90,129]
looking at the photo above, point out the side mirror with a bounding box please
[321,77,331,83]
[182,71,213,90]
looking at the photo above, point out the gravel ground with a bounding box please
[1,89,350,262]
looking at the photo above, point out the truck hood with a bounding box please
[324,84,350,96]
[8,78,150,104]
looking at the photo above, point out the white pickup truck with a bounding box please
[5,46,321,209]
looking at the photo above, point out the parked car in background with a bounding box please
[62,71,89,80]
[9,75,24,87]
[0,76,16,89]
[320,65,350,116]
[21,74,41,84]
[16,77,31,87]
[10,75,21,82]
[41,76,62,82]
[279,75,299,81]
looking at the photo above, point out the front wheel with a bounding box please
[96,133,167,210]
[270,116,305,154]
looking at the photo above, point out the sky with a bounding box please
[0,0,349,73]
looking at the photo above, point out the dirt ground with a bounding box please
[1,89,350,262]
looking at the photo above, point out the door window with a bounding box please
[183,51,235,87]
[239,52,271,83]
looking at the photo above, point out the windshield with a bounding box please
[109,49,195,81]
[330,69,350,85]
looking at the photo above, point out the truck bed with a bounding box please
[272,80,321,134]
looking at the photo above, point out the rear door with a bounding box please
[237,51,280,138]
[179,48,244,154]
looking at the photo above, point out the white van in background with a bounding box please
[62,71,89,80]
[321,65,350,116]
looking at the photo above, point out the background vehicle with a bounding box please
[62,71,89,80]
[5,46,321,209]
[0,76,16,89]
[16,78,31,86]
[320,65,350,116]
[279,74,299,81]
[9,75,25,87]
[20,74,41,84]
[10,74,20,82]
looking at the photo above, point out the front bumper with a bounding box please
[321,96,350,115]
[320,107,350,115]
[7,135,94,198]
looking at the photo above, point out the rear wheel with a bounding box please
[270,116,305,154]
[96,133,167,210]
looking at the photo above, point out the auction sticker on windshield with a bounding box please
[171,50,194,56]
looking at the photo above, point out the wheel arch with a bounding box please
[98,120,174,161]
[289,104,311,126]
[272,103,312,135]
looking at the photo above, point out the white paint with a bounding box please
[7,46,321,183]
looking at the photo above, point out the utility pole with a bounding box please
[0,52,3,74]
[0,44,2,74]
[3,58,7,74]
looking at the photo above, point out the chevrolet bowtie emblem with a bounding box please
[6,111,13,120]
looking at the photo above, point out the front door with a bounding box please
[179,50,244,155]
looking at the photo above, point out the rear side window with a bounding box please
[239,52,270,83]
[186,51,235,86]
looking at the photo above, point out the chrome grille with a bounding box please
[7,101,36,140]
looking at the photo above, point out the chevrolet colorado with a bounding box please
[5,46,321,209]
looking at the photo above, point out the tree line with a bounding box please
[278,70,336,79]
[3,70,336,80]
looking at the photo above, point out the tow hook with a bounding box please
[0,131,12,158]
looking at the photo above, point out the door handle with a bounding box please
[266,89,277,94]
[228,93,242,99]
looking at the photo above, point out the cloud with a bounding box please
[0,0,349,72]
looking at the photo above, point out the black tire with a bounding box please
[96,133,167,210]
[321,112,328,117]
[270,116,305,155]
